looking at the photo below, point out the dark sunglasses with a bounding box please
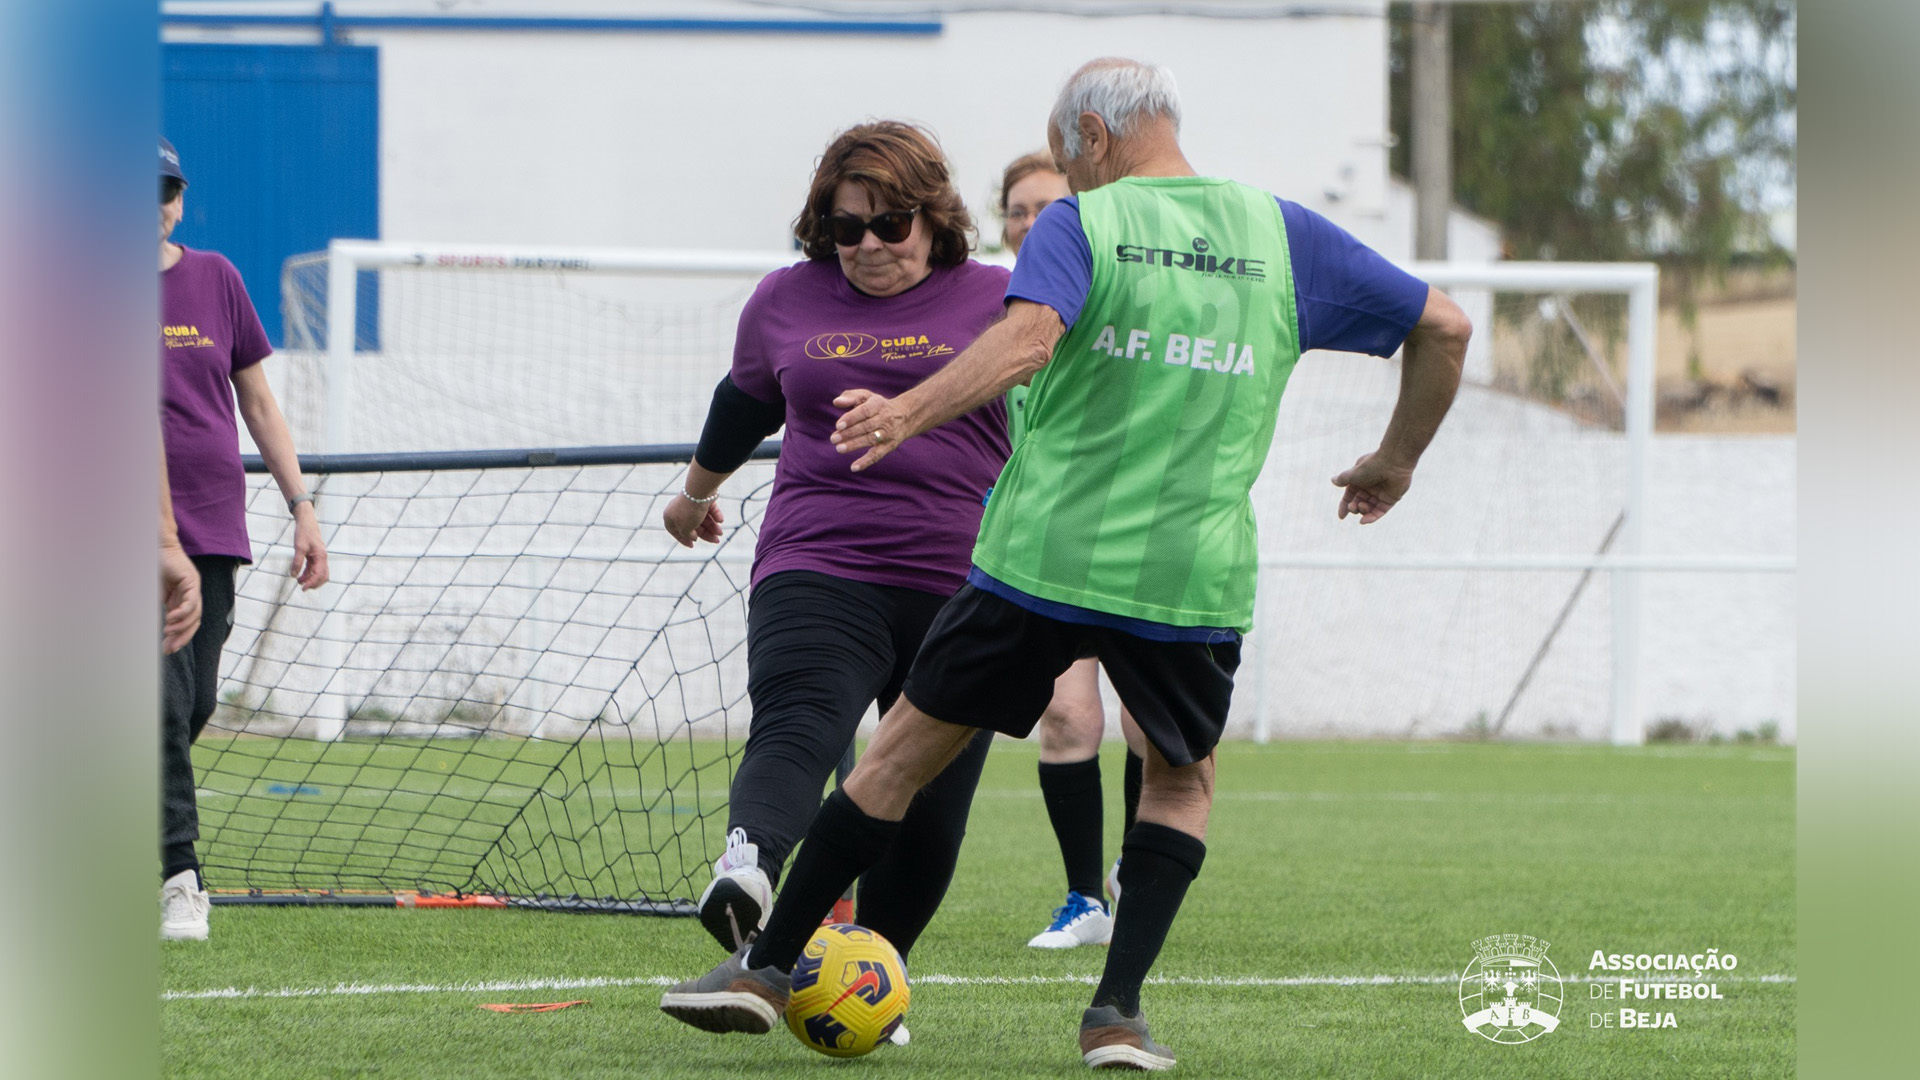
[161,177,184,204]
[823,208,918,246]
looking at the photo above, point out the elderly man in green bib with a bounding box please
[660,57,1471,1070]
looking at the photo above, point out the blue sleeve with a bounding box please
[1005,197,1093,330]
[1280,199,1430,357]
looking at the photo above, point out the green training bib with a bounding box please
[973,177,1301,631]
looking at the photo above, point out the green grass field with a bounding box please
[162,740,1794,1078]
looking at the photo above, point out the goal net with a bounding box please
[202,447,777,911]
[278,244,793,453]
[1249,268,1791,744]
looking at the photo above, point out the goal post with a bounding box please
[1359,261,1670,746]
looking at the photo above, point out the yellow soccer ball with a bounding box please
[784,923,910,1057]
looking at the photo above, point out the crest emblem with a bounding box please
[1459,934,1563,1043]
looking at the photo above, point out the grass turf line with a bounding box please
[163,740,1793,1078]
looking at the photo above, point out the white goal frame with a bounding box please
[310,240,1794,746]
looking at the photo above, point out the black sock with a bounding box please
[1122,751,1143,834]
[1092,822,1206,1017]
[1038,757,1104,900]
[748,789,901,973]
[162,844,199,888]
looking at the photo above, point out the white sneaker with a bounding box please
[1106,856,1123,908]
[697,828,774,952]
[160,869,209,941]
[884,1021,911,1046]
[1026,891,1113,949]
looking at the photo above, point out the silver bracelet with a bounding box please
[288,493,315,513]
[681,489,720,505]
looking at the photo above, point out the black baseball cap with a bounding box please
[160,137,187,184]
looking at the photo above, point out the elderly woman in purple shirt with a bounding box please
[661,122,1008,980]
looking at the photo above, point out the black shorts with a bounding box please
[901,584,1240,768]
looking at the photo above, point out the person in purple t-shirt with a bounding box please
[159,137,329,942]
[658,122,1008,983]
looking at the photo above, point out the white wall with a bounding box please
[168,1,1398,252]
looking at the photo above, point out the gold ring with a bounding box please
[872,429,888,444]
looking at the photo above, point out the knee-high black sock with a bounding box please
[1122,751,1143,834]
[1092,822,1206,1017]
[1038,757,1104,899]
[748,789,900,973]
[857,729,993,961]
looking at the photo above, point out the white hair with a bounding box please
[1050,59,1182,160]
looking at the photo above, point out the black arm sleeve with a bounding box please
[694,373,787,474]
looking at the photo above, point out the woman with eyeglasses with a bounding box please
[996,152,1150,952]
[158,136,329,942]
[662,122,1008,984]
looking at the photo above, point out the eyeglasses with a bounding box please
[161,177,184,204]
[823,208,918,247]
[1005,201,1054,225]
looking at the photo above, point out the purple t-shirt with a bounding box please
[162,247,271,560]
[1009,195,1430,357]
[733,258,1013,596]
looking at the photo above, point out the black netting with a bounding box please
[197,447,777,912]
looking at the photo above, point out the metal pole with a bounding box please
[324,242,358,454]
[1611,271,1660,746]
[1411,1,1451,261]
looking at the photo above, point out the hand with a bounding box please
[291,506,329,589]
[161,544,201,654]
[1332,452,1415,524]
[831,389,910,472]
[663,493,725,548]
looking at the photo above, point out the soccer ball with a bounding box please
[784,923,910,1057]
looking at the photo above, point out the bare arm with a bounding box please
[662,461,730,548]
[1332,285,1471,523]
[662,374,787,547]
[831,300,1065,472]
[160,440,201,654]
[232,363,329,588]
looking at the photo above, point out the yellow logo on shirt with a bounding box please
[805,332,879,360]
[805,330,954,364]
[162,324,215,349]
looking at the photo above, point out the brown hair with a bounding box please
[999,150,1062,216]
[794,121,974,266]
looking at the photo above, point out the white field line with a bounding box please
[164,972,1794,1003]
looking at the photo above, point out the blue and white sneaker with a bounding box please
[1027,890,1113,949]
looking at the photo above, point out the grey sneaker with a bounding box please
[1080,1004,1176,1070]
[659,944,791,1034]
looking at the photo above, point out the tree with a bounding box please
[1390,1,1796,296]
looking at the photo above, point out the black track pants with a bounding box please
[161,556,238,879]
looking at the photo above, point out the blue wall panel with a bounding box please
[162,44,377,347]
